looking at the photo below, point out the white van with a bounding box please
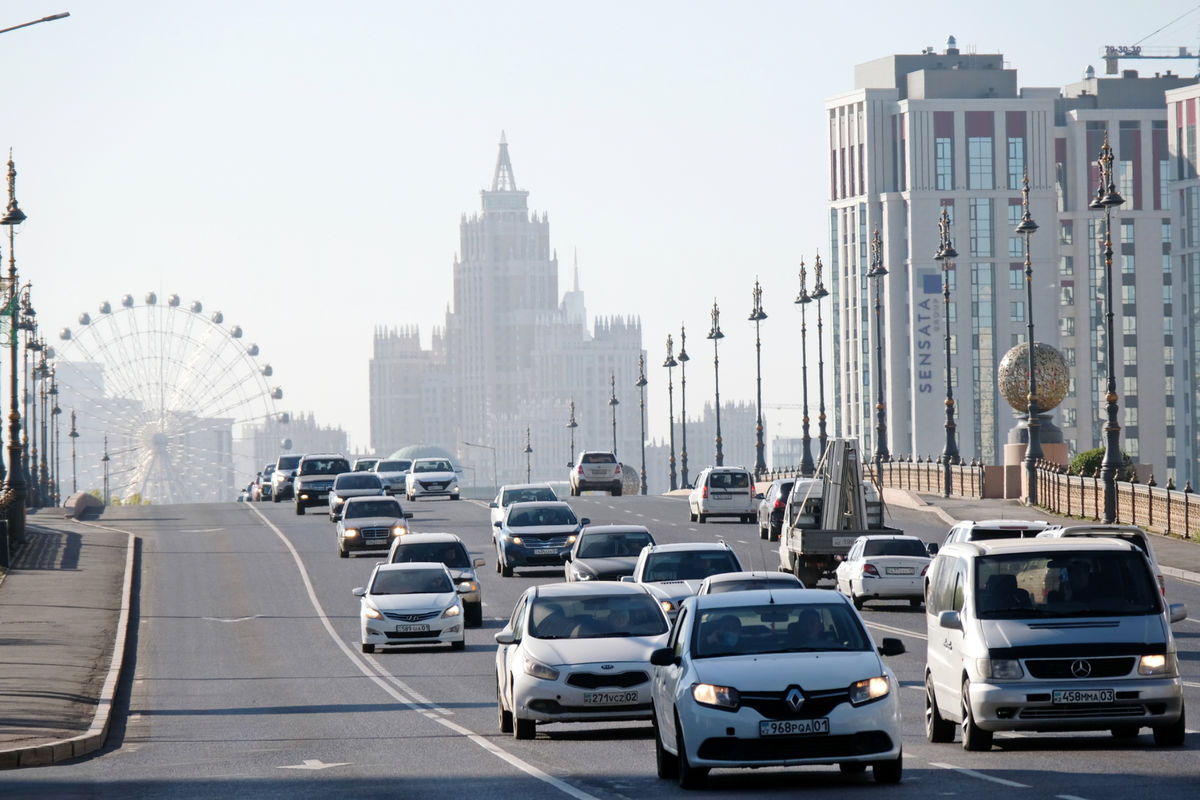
[923,537,1186,751]
[687,466,757,523]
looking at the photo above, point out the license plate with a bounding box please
[583,691,638,705]
[534,548,559,555]
[398,624,429,633]
[1053,688,1114,704]
[885,567,914,575]
[759,718,830,736]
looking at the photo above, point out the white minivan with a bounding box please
[923,537,1186,751]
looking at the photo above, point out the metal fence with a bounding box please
[761,455,986,500]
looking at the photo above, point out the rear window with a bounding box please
[582,453,616,464]
[966,528,1043,541]
[707,577,799,594]
[708,471,750,489]
[643,550,740,582]
[863,539,928,557]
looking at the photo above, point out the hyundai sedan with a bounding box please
[354,562,466,654]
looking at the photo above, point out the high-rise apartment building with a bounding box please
[827,37,1194,482]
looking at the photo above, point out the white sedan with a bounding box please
[405,457,461,501]
[833,534,931,610]
[650,589,905,788]
[354,562,466,653]
[494,582,670,739]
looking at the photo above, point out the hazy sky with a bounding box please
[4,0,1197,455]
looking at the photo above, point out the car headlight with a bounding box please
[523,654,560,681]
[441,605,461,618]
[976,658,1024,680]
[849,675,891,705]
[391,525,408,537]
[1138,653,1178,676]
[659,599,675,615]
[506,535,524,545]
[570,563,594,581]
[342,528,359,538]
[457,581,478,593]
[692,682,739,710]
[567,534,577,544]
[363,606,383,620]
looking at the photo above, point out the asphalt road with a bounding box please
[2,494,1198,798]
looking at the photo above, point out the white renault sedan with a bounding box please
[494,582,670,739]
[834,534,932,610]
[354,562,466,654]
[650,589,905,788]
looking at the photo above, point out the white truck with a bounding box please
[777,439,901,587]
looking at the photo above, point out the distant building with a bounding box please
[369,135,645,486]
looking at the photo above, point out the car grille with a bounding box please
[418,480,449,490]
[384,630,443,640]
[360,526,392,545]
[382,610,440,622]
[1018,704,1149,720]
[1024,657,1137,679]
[516,535,572,548]
[304,480,334,491]
[566,671,649,689]
[698,730,893,761]
[738,688,850,720]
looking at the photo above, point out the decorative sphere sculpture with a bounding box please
[998,342,1068,413]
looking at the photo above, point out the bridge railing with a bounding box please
[762,455,986,500]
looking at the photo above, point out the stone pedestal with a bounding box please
[1003,413,1067,499]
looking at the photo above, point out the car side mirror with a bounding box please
[489,501,498,508]
[877,637,906,657]
[926,542,939,556]
[352,587,366,597]
[754,492,764,500]
[938,610,962,630]
[620,575,634,583]
[493,521,502,528]
[580,517,590,526]
[403,512,414,519]
[649,647,677,667]
[494,630,517,645]
[474,558,485,568]
[1169,602,1188,624]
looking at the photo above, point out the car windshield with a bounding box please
[528,594,666,639]
[345,499,402,518]
[708,471,750,489]
[862,539,928,557]
[577,531,654,558]
[337,474,382,489]
[643,551,739,582]
[415,460,452,473]
[377,460,412,472]
[693,602,871,657]
[278,456,301,470]
[707,577,799,593]
[502,487,557,505]
[508,506,577,527]
[302,458,350,475]
[370,568,451,595]
[391,542,471,568]
[973,551,1161,620]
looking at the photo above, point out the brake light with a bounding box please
[862,563,880,578]
[920,564,929,577]
[701,485,709,499]
[614,464,621,475]
[577,465,583,474]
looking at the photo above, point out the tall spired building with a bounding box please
[370,135,644,484]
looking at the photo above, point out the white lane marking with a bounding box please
[180,528,224,533]
[279,759,351,770]
[249,504,599,800]
[200,615,263,623]
[1184,681,1200,689]
[865,620,927,641]
[929,762,1030,788]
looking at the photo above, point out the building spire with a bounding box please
[573,248,580,292]
[491,131,517,192]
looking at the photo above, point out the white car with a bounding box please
[353,562,466,654]
[569,451,623,496]
[494,582,670,739]
[490,483,559,527]
[622,541,743,619]
[373,458,413,495]
[687,466,758,523]
[405,458,461,501]
[697,570,805,594]
[650,589,905,788]
[834,534,931,610]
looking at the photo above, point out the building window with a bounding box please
[1010,301,1024,322]
[1122,316,1137,335]
[969,198,993,257]
[1009,264,1023,290]
[968,137,993,190]
[1060,220,1073,245]
[1008,202,1023,258]
[1060,283,1074,305]
[1123,376,1138,396]
[1063,408,1077,427]
[1060,317,1075,336]
[1064,347,1076,366]
[1121,285,1136,304]
[1007,137,1025,190]
[936,137,953,190]
[1121,220,1134,244]
[1059,255,1073,276]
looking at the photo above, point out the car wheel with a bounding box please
[497,680,513,734]
[295,504,304,515]
[961,679,993,751]
[450,639,465,652]
[513,716,535,740]
[872,752,903,784]
[925,674,955,743]
[451,495,460,501]
[839,762,867,775]
[329,513,336,523]
[272,495,280,503]
[852,592,865,611]
[361,643,374,654]
[759,522,768,540]
[675,715,707,789]
[653,710,678,779]
[466,602,483,628]
[688,510,696,522]
[1111,725,1140,739]
[495,546,502,574]
[697,513,706,524]
[500,550,513,578]
[612,487,622,496]
[338,543,348,559]
[1153,701,1186,746]
[909,598,923,608]
[769,523,780,543]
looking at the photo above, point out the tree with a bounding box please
[1069,447,1133,481]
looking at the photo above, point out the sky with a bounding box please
[3,0,1199,456]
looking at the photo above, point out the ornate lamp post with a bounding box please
[523,426,532,483]
[866,229,889,474]
[102,435,110,506]
[608,374,619,457]
[678,324,690,488]
[663,335,678,491]
[935,208,960,497]
[794,260,816,476]
[26,335,42,508]
[811,255,830,458]
[1016,170,1042,505]
[748,279,768,480]
[1,153,27,538]
[1090,132,1125,523]
[38,359,50,502]
[635,354,648,495]
[566,399,578,467]
[17,288,34,497]
[50,369,60,506]
[69,410,79,495]
[707,300,725,466]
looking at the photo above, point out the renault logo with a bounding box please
[1070,659,1093,679]
[785,687,804,712]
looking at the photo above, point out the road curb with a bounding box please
[0,526,136,769]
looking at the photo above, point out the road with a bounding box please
[2,494,1198,798]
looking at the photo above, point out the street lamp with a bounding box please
[50,369,60,506]
[794,260,816,476]
[102,435,110,506]
[462,440,498,498]
[1091,132,1125,523]
[635,354,647,495]
[566,399,578,468]
[1016,170,1042,505]
[678,324,690,488]
[523,427,532,483]
[748,279,768,480]
[935,207,960,497]
[69,410,78,495]
[866,229,889,474]
[17,287,34,498]
[663,335,678,491]
[608,374,619,457]
[1,153,27,541]
[811,255,830,458]
[707,299,724,467]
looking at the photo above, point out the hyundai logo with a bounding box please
[1070,659,1093,679]
[785,687,804,712]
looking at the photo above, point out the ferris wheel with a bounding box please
[54,292,287,504]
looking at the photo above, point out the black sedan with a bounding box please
[563,524,656,582]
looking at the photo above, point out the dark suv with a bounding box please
[294,453,351,515]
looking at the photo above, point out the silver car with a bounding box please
[569,451,622,496]
[328,471,385,521]
[373,458,413,495]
